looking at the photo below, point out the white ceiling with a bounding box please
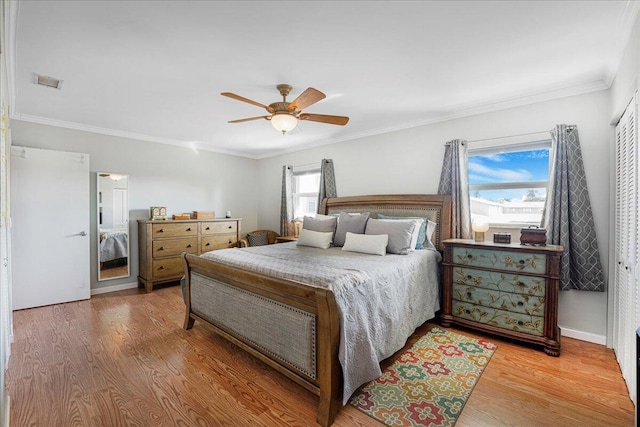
[6,1,637,159]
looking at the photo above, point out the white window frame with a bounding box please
[468,138,552,228]
[293,168,321,219]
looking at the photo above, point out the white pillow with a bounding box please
[365,219,416,255]
[424,220,437,250]
[296,228,333,249]
[379,218,424,250]
[342,232,388,256]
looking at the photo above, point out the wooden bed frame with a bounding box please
[181,194,452,426]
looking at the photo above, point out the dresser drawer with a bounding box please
[201,221,237,235]
[452,266,545,297]
[151,257,184,280]
[152,223,197,238]
[152,238,198,258]
[201,234,236,252]
[452,283,545,316]
[452,300,544,336]
[452,246,547,275]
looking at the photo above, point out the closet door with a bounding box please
[614,93,638,405]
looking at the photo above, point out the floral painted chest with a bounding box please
[441,239,564,356]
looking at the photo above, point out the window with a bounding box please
[293,170,320,218]
[468,141,551,226]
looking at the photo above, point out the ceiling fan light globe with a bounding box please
[271,113,297,134]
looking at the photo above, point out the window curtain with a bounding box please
[542,125,604,291]
[317,158,337,213]
[437,139,471,239]
[280,165,294,237]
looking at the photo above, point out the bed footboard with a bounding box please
[182,253,341,427]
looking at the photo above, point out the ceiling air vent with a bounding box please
[34,73,63,90]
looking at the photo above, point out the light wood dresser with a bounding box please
[441,239,564,356]
[138,218,241,292]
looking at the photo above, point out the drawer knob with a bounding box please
[158,229,164,233]
[158,265,165,270]
[517,321,524,326]
[465,309,471,315]
[228,225,232,229]
[206,243,210,246]
[519,260,525,265]
[467,254,473,259]
[517,301,524,306]
[187,244,192,248]
[186,227,192,231]
[466,275,472,280]
[466,292,472,298]
[228,240,232,244]
[515,281,523,286]
[158,246,165,251]
[206,227,210,230]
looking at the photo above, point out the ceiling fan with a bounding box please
[221,84,349,134]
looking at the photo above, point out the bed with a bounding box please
[181,194,452,426]
[99,228,129,263]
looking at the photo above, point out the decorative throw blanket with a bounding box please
[201,242,441,404]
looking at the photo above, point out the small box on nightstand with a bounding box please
[493,232,511,244]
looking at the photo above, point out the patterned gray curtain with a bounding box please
[280,165,294,236]
[317,158,337,213]
[437,139,471,239]
[542,125,604,291]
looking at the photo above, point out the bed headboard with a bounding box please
[320,194,452,251]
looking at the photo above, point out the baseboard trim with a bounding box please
[560,326,607,346]
[91,282,139,296]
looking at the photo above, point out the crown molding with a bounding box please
[12,74,609,161]
[604,0,640,87]
[9,112,255,158]
[253,77,610,159]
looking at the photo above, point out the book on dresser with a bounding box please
[440,239,564,356]
[137,218,241,293]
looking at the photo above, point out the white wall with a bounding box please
[257,89,612,342]
[10,120,259,291]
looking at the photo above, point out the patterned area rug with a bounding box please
[349,327,497,426]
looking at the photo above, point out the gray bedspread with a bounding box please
[200,242,441,404]
[99,231,128,262]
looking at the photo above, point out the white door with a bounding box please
[113,188,127,228]
[10,146,90,310]
[613,93,638,406]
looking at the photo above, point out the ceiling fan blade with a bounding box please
[228,115,271,123]
[299,113,349,126]
[288,88,326,112]
[221,92,274,113]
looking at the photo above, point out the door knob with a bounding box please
[78,231,87,236]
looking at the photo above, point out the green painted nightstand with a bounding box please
[441,239,564,356]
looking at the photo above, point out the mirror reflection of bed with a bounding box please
[97,173,130,281]
[99,228,128,279]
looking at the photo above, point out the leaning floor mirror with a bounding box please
[97,172,130,281]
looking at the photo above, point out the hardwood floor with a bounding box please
[99,263,129,280]
[6,285,635,426]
